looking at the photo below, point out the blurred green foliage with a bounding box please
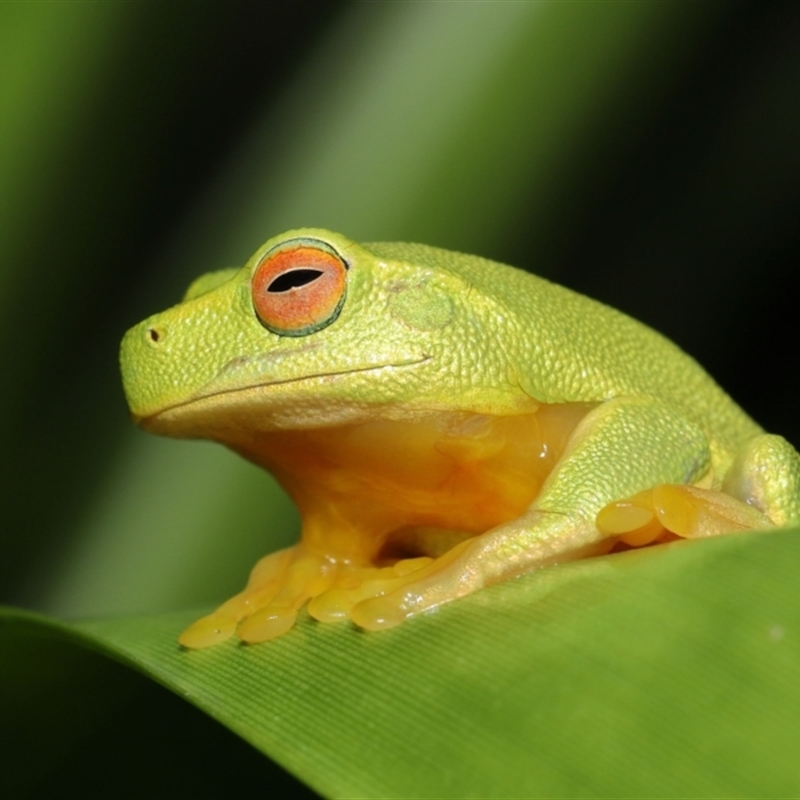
[2,1,800,796]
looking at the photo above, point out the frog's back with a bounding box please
[365,240,762,457]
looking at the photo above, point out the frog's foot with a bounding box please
[179,546,318,649]
[311,511,611,632]
[306,540,470,631]
[178,545,436,649]
[596,484,773,547]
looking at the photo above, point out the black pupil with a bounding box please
[268,268,323,293]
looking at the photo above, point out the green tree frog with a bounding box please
[120,228,800,648]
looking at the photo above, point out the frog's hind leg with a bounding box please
[596,435,800,545]
[596,484,773,546]
[723,433,800,527]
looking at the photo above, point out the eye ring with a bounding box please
[251,239,348,336]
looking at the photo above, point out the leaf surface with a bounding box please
[4,528,800,798]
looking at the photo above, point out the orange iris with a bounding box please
[252,240,348,336]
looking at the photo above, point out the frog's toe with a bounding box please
[234,546,344,643]
[179,580,284,649]
[178,611,239,649]
[596,484,773,546]
[180,545,341,648]
[348,541,479,630]
[179,583,289,650]
[306,556,433,624]
[351,594,411,631]
[237,606,298,643]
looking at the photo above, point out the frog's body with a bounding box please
[120,229,800,647]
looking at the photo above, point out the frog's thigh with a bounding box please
[535,397,711,514]
[723,433,800,526]
[350,398,711,630]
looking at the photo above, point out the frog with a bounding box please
[120,228,800,649]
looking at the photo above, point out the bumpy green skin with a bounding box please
[121,229,800,602]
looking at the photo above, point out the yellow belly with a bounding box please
[230,403,595,563]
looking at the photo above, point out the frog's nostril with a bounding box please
[148,327,162,343]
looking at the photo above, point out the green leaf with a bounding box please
[5,528,800,797]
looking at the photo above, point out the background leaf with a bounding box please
[4,527,800,797]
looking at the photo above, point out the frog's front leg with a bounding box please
[344,398,713,630]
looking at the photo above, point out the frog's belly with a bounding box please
[231,403,595,563]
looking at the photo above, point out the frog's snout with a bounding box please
[119,314,180,420]
[119,296,247,425]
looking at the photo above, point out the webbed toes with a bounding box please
[179,545,333,648]
[179,548,444,647]
[307,557,433,624]
[597,484,773,546]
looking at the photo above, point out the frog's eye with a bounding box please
[251,241,348,336]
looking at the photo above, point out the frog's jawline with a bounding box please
[141,356,431,424]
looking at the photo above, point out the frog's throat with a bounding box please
[135,355,431,427]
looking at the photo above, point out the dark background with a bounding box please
[2,2,799,795]
[5,2,800,606]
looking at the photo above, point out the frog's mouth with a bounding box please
[136,355,432,434]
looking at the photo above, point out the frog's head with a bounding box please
[120,228,532,440]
